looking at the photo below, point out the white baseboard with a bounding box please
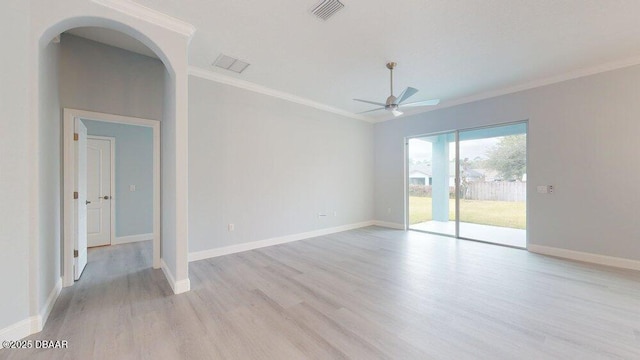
[113,233,153,245]
[189,220,375,262]
[0,318,32,342]
[528,244,640,271]
[0,277,62,341]
[35,277,62,331]
[373,220,406,230]
[160,259,190,294]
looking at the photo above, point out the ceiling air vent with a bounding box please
[311,0,345,21]
[213,54,250,74]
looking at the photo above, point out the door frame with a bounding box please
[87,135,116,247]
[404,120,529,248]
[63,108,161,287]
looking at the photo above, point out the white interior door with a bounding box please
[74,119,88,280]
[87,137,113,247]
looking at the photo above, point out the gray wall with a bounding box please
[374,64,640,261]
[188,76,374,253]
[0,0,31,331]
[59,34,164,120]
[83,120,153,237]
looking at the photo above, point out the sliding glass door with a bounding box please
[407,122,527,247]
[407,132,456,236]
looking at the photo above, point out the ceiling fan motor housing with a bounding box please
[386,95,397,106]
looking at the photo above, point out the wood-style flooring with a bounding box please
[2,226,640,359]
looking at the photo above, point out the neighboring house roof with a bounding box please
[409,164,433,177]
[462,168,484,178]
[409,164,508,181]
[410,163,474,178]
[471,168,501,181]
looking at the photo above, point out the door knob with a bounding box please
[86,200,91,205]
[103,195,111,200]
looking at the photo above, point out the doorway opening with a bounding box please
[407,121,527,248]
[63,109,160,283]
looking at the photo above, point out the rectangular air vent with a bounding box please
[213,54,250,74]
[311,0,345,21]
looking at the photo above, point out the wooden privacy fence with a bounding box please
[463,181,526,202]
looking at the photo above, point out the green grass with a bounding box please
[409,196,526,229]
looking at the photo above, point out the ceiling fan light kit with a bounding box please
[354,62,440,117]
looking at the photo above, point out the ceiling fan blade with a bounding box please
[353,99,387,107]
[396,87,419,104]
[391,109,404,117]
[357,107,386,114]
[401,99,441,107]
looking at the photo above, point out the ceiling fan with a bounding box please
[354,62,440,117]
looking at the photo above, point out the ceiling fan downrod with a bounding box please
[387,62,396,97]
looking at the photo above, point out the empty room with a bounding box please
[1,1,639,359]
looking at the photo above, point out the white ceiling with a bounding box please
[74,1,640,121]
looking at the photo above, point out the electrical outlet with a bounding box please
[129,185,136,192]
[387,208,392,214]
[333,211,337,217]
[228,223,234,231]
[537,185,554,194]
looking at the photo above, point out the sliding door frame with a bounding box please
[405,120,529,249]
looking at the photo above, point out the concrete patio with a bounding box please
[410,220,526,248]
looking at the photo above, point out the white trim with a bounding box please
[87,135,116,246]
[34,277,62,332]
[63,109,161,288]
[161,259,191,294]
[0,318,33,342]
[113,233,153,245]
[193,55,640,125]
[378,54,640,123]
[189,221,375,262]
[373,220,406,230]
[174,279,191,294]
[189,66,369,122]
[91,0,196,38]
[528,244,640,271]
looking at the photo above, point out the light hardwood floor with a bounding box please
[2,227,640,359]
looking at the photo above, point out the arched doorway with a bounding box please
[28,1,193,338]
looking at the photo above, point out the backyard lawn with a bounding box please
[409,196,526,229]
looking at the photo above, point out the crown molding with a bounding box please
[192,52,640,125]
[188,66,371,122]
[378,54,640,123]
[92,0,196,38]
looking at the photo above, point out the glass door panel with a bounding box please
[408,132,457,236]
[458,123,527,247]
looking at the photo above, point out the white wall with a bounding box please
[161,69,178,275]
[59,34,165,121]
[188,76,374,253]
[374,64,640,261]
[37,39,61,319]
[83,120,153,237]
[0,0,31,333]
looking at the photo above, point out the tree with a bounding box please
[485,135,526,180]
